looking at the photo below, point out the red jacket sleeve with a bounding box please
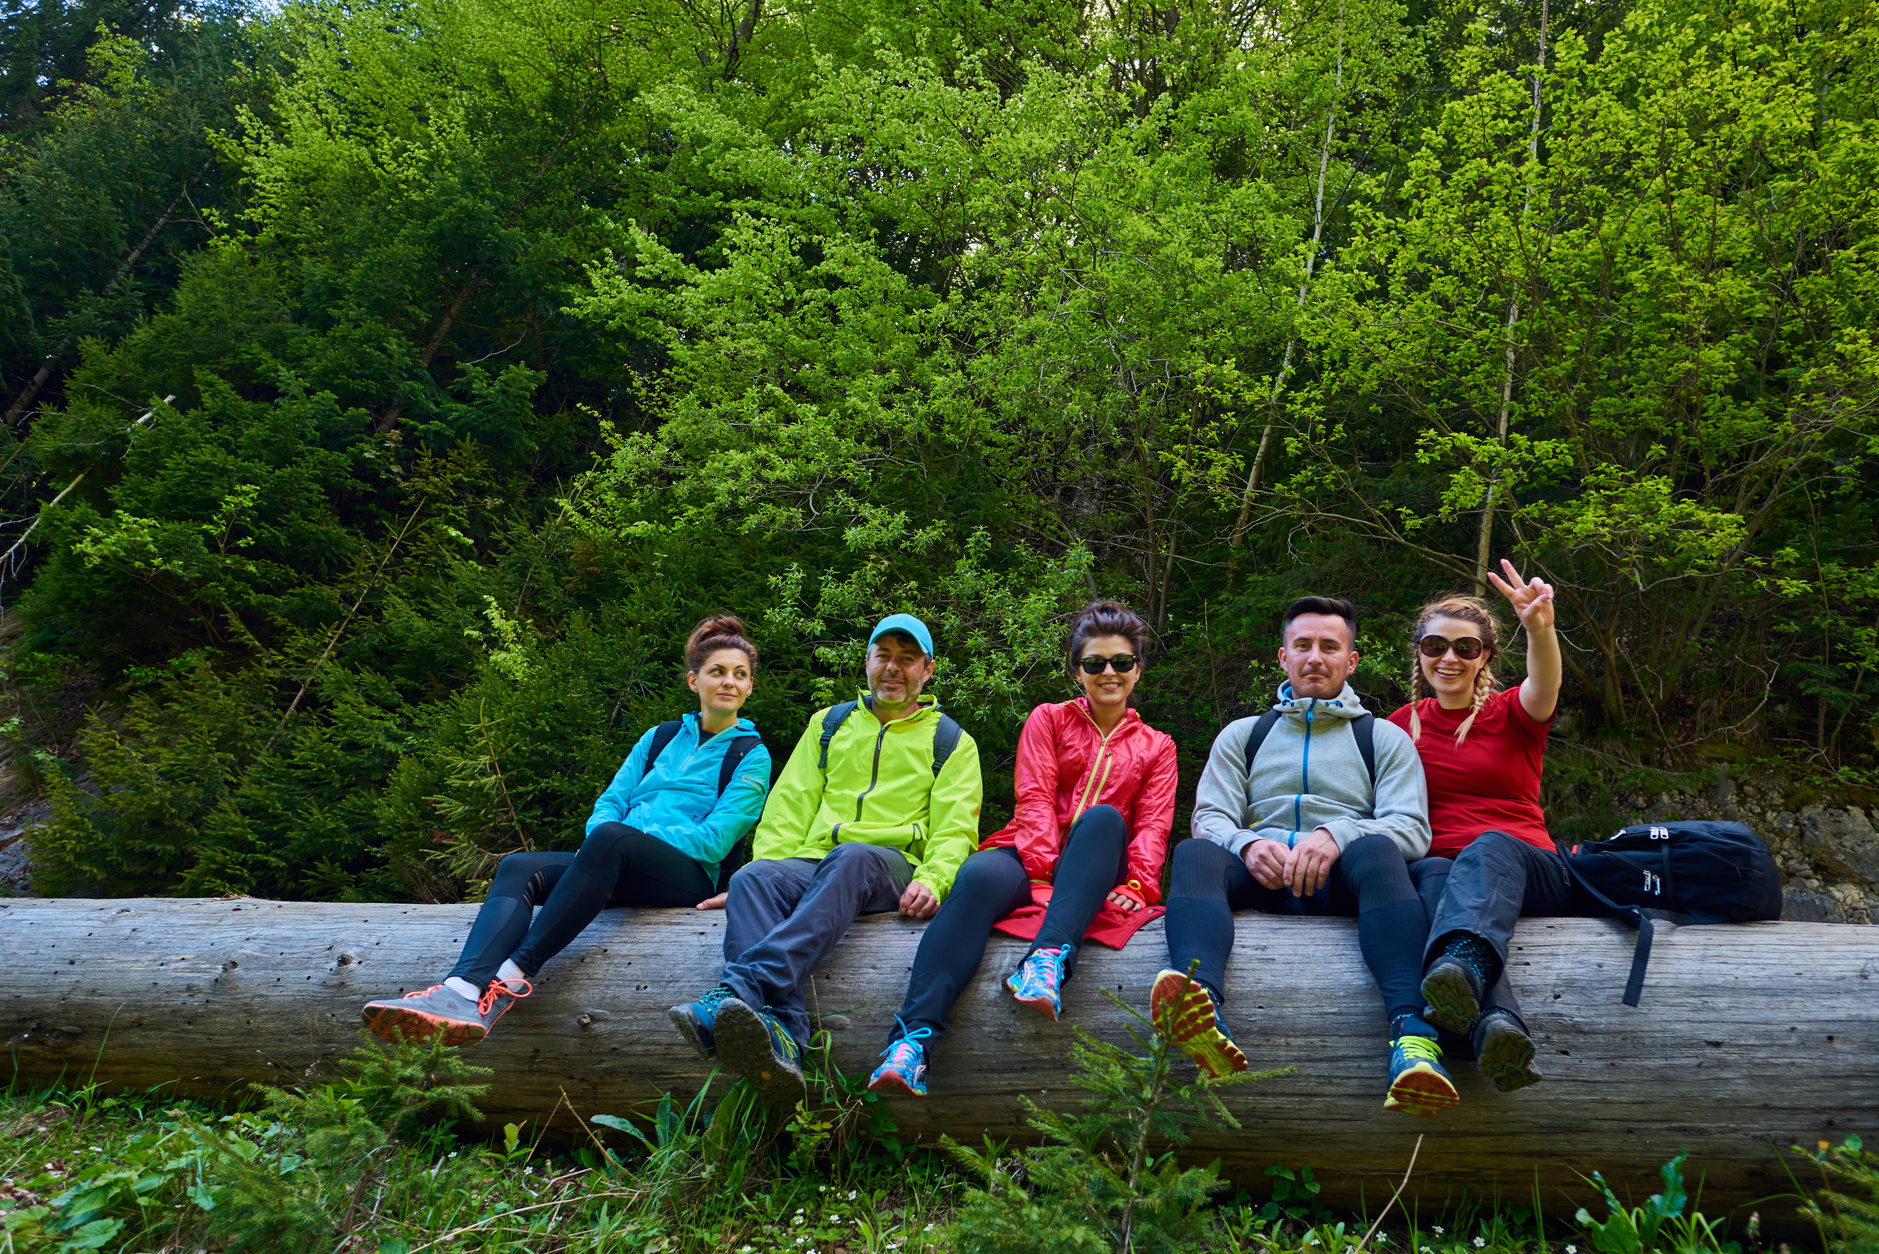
[1124,732,1179,905]
[1009,704,1065,882]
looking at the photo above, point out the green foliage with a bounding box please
[943,990,1291,1254]
[5,0,1879,904]
[1799,1135,1879,1254]
[1573,1153,1734,1254]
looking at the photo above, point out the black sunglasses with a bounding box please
[1078,653,1140,675]
[1418,634,1484,661]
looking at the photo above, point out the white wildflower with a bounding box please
[1567,1247,1578,1253]
[1434,1227,1446,1236]
[1474,1239,1486,1248]
[848,1190,858,1200]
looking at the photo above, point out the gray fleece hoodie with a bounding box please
[1191,681,1431,861]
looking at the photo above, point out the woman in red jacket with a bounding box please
[868,601,1179,1098]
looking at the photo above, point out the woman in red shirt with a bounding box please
[868,601,1179,1098]
[1386,560,1562,1096]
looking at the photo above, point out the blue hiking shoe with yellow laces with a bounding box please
[715,997,806,1108]
[667,985,735,1059]
[868,1024,935,1098]
[1007,945,1069,1021]
[1385,1032,1460,1118]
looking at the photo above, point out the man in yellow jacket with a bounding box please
[669,613,983,1106]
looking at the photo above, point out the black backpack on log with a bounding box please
[1565,820,1783,1007]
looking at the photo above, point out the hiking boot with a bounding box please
[1006,946,1068,1021]
[1148,969,1248,1078]
[1473,1010,1543,1093]
[1420,954,1486,1036]
[361,978,530,1048]
[714,998,806,1108]
[868,1028,934,1099]
[1384,1033,1460,1117]
[667,985,736,1059]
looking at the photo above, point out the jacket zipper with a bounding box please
[853,721,892,821]
[1073,713,1121,822]
[1292,701,1316,839]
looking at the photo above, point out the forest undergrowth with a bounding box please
[2,1001,1874,1254]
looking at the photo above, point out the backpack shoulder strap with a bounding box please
[1562,856,1653,1008]
[1240,709,1284,776]
[817,701,860,772]
[647,720,684,770]
[931,714,963,778]
[717,734,764,797]
[1352,712,1376,789]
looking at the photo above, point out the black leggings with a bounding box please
[892,804,1131,1042]
[1163,833,1428,1032]
[448,822,715,986]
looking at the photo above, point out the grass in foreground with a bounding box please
[0,1020,1869,1253]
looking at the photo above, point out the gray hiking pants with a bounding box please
[720,842,915,1047]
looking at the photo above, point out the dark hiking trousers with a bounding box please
[449,822,715,987]
[891,804,1131,1043]
[1420,830,1615,1027]
[1410,855,1520,1041]
[1163,833,1429,1033]
[721,843,915,1048]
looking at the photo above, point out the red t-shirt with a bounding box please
[1386,687,1553,858]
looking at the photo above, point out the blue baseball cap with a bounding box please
[868,613,934,658]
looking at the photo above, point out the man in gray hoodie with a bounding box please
[1150,596,1457,1117]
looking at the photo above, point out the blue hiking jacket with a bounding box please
[585,713,773,884]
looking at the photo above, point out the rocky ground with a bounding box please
[0,796,48,896]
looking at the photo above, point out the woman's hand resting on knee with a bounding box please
[695,893,728,910]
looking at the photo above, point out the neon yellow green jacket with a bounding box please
[752,692,983,902]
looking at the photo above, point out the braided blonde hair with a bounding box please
[1406,596,1503,746]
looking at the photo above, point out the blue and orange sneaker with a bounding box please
[868,1024,935,1098]
[1384,1032,1460,1117]
[1007,946,1069,1020]
[1149,969,1248,1077]
[714,997,806,1108]
[667,985,735,1059]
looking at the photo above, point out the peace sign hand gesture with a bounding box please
[1486,558,1555,634]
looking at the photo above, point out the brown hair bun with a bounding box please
[686,614,758,672]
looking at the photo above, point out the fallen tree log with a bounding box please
[4,898,1874,1225]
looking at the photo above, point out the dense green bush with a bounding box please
[3,0,1877,901]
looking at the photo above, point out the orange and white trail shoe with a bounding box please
[1149,969,1248,1077]
[361,978,531,1048]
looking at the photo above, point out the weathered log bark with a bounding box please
[4,898,1873,1221]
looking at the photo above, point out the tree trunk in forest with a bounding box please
[3,899,1872,1221]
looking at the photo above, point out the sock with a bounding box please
[444,976,480,1002]
[496,959,526,985]
[1392,1012,1438,1041]
[1441,933,1501,988]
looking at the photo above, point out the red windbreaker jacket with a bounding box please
[981,698,1179,903]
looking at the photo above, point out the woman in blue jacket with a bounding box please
[362,615,772,1047]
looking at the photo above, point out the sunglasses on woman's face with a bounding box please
[1078,653,1140,675]
[1418,634,1484,661]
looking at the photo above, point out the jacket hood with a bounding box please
[1272,681,1369,720]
